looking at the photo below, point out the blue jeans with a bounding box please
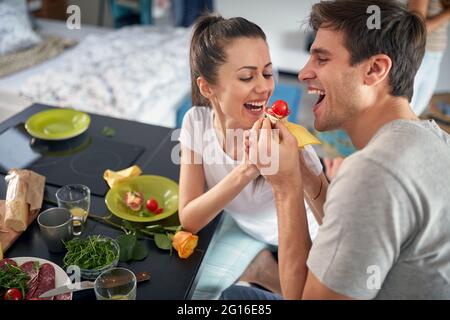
[411,51,444,116]
[191,214,270,300]
[220,285,283,300]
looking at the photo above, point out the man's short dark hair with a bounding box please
[310,0,426,101]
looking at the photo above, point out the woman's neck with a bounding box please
[212,109,243,161]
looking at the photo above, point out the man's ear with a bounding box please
[197,76,214,100]
[364,54,392,87]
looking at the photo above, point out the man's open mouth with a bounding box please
[309,88,326,105]
[308,88,326,110]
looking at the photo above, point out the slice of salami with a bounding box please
[32,263,56,300]
[0,258,18,270]
[55,292,72,300]
[21,261,40,299]
[20,261,39,276]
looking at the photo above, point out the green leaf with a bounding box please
[122,220,136,232]
[132,241,149,260]
[154,233,172,251]
[101,126,116,137]
[139,211,151,217]
[117,234,136,262]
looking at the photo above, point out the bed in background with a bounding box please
[0,11,303,129]
[0,18,191,128]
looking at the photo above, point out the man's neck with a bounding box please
[343,96,419,150]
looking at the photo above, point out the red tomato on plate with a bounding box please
[146,198,158,212]
[3,288,22,300]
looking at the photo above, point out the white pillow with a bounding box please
[0,0,42,55]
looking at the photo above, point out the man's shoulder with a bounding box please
[350,119,450,171]
[329,119,450,207]
[367,119,450,151]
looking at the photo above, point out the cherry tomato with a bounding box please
[155,207,164,214]
[146,198,158,212]
[3,288,22,300]
[270,100,290,118]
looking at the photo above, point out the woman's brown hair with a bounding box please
[189,14,267,107]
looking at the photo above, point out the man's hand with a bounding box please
[248,118,301,188]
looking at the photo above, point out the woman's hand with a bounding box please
[298,151,321,198]
[323,157,344,181]
[242,130,260,180]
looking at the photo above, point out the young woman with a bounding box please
[178,14,328,299]
[408,0,450,115]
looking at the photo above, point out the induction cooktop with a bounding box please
[0,123,144,196]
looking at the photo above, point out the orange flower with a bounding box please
[172,231,198,259]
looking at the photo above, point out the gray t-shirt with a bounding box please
[307,119,450,299]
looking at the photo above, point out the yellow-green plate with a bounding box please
[25,108,91,140]
[105,175,179,222]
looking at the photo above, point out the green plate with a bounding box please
[25,108,91,140]
[105,175,179,222]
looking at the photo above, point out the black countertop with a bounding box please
[0,103,221,300]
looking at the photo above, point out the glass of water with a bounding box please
[94,268,137,300]
[56,184,90,236]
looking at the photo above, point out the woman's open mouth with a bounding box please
[244,100,266,115]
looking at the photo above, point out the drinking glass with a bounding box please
[37,207,82,252]
[55,184,90,236]
[94,268,137,300]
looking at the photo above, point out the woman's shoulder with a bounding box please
[184,106,213,122]
[180,106,214,136]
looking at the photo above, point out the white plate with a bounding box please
[11,257,72,300]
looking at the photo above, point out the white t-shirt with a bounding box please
[179,106,323,245]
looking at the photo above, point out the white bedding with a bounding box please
[0,19,191,128]
[0,19,109,92]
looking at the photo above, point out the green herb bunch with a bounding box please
[88,214,182,260]
[63,236,118,270]
[0,263,31,298]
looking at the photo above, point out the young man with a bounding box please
[221,0,450,300]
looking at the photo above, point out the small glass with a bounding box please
[37,207,82,253]
[56,184,90,236]
[94,268,137,300]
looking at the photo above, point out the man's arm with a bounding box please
[272,173,310,299]
[272,176,352,300]
[303,271,354,300]
[251,119,353,299]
